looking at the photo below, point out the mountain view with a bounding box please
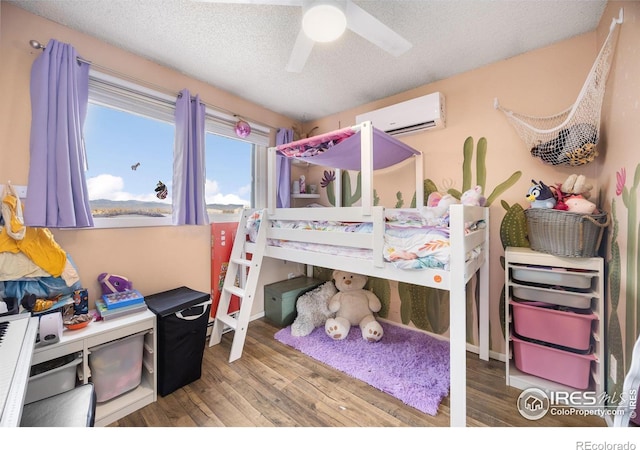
[90,199,246,217]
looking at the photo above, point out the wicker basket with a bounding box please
[524,208,609,258]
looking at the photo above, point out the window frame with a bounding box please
[85,70,270,229]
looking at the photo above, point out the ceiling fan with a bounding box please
[201,0,412,72]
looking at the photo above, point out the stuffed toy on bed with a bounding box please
[325,270,384,342]
[461,185,486,206]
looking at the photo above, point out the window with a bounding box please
[204,132,254,219]
[83,71,270,228]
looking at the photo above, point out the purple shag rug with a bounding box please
[274,321,450,415]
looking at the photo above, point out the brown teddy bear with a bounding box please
[324,270,383,342]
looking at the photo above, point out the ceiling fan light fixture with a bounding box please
[302,3,346,43]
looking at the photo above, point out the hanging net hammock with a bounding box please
[495,11,623,167]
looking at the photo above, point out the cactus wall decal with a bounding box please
[399,137,522,340]
[322,170,362,207]
[318,136,524,347]
[321,170,336,206]
[498,200,530,339]
[607,198,625,404]
[365,277,391,318]
[616,164,640,373]
[341,170,362,206]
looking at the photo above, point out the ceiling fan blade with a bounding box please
[345,0,412,57]
[285,28,315,73]
[193,0,302,5]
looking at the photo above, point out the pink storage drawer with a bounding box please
[511,334,595,389]
[510,300,596,351]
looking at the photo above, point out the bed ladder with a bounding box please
[208,209,267,362]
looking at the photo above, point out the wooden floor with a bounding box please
[111,318,606,427]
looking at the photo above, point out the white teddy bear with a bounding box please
[325,270,384,342]
[461,185,487,206]
[290,281,337,337]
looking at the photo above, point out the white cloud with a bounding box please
[87,174,248,206]
[238,183,251,196]
[87,174,170,203]
[205,178,249,206]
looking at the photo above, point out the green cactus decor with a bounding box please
[607,198,625,404]
[342,170,361,206]
[616,164,640,373]
[398,282,450,333]
[395,191,404,208]
[447,137,522,206]
[321,170,336,206]
[499,200,529,250]
[399,137,521,340]
[312,266,334,282]
[365,277,391,318]
[322,169,362,207]
[498,200,530,339]
[410,179,439,208]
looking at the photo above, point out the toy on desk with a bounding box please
[20,293,62,313]
[526,179,556,209]
[102,289,145,310]
[98,273,133,295]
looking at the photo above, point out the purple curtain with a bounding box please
[24,39,93,228]
[276,128,293,208]
[173,89,208,225]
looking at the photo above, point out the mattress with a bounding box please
[246,209,483,270]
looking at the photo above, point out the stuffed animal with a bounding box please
[526,180,557,209]
[461,185,486,206]
[565,195,597,214]
[422,192,459,223]
[98,273,132,295]
[325,270,384,342]
[561,174,593,199]
[291,281,337,337]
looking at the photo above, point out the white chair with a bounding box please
[614,335,640,427]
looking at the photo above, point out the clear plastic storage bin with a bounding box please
[88,332,144,403]
[25,352,82,404]
[511,283,593,309]
[511,265,595,290]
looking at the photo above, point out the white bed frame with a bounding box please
[254,121,490,427]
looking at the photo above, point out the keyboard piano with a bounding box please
[0,314,39,427]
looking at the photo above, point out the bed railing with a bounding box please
[246,204,489,289]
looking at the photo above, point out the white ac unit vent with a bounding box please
[355,92,445,136]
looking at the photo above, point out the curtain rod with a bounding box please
[28,39,275,132]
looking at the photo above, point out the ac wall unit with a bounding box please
[355,92,445,136]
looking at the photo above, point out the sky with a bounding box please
[83,103,253,207]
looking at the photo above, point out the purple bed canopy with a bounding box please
[276,126,420,171]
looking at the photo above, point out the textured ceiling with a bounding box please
[8,0,607,121]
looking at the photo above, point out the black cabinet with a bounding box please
[145,287,211,397]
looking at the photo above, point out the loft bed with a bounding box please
[253,121,490,427]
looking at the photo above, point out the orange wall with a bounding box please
[0,3,302,313]
[303,17,600,353]
[303,1,640,393]
[3,1,640,379]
